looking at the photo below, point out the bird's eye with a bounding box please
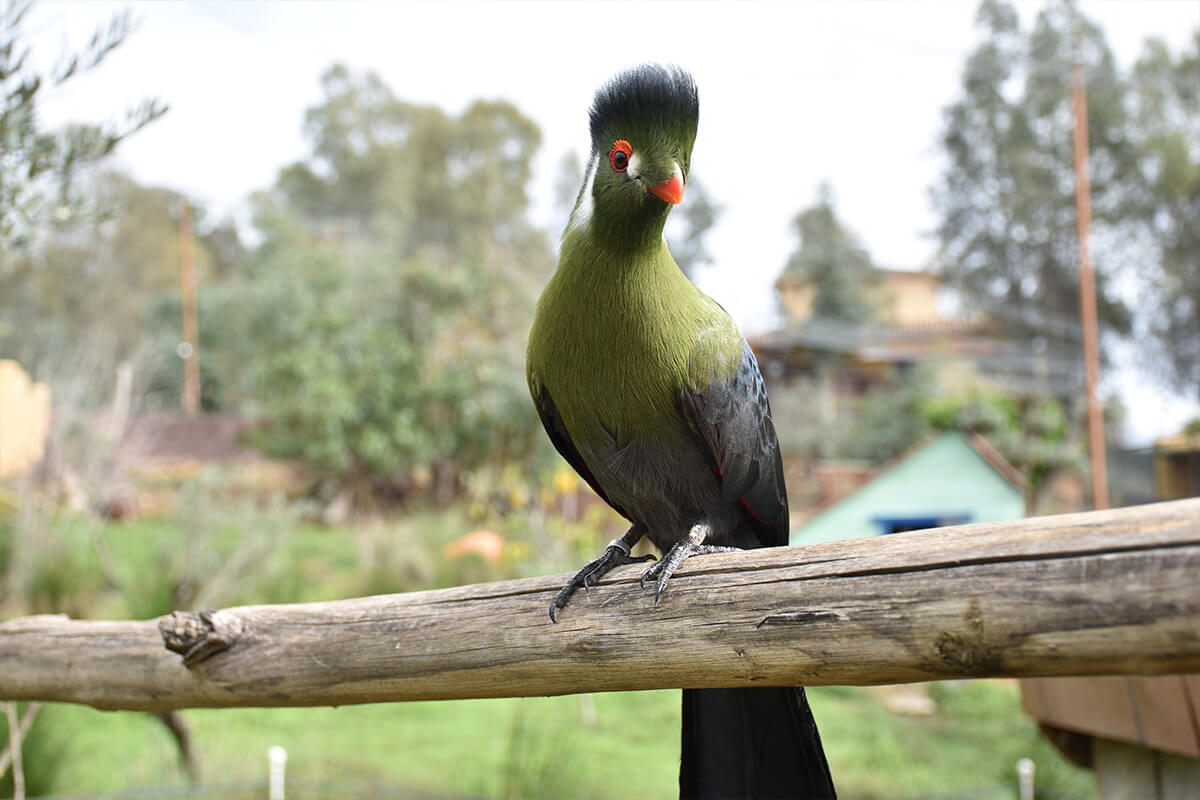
[609,140,632,172]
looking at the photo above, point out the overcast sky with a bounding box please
[24,0,1200,444]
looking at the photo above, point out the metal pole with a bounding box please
[1072,65,1109,510]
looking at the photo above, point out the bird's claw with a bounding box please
[638,540,740,604]
[638,559,673,603]
[638,562,657,592]
[549,543,654,622]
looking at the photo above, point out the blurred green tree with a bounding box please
[240,65,555,498]
[3,172,239,408]
[0,1,165,260]
[1127,33,1200,400]
[932,0,1136,360]
[837,367,933,462]
[0,0,167,406]
[779,182,880,325]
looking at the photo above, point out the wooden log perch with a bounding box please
[1,499,1198,712]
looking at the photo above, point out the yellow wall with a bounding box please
[777,269,944,327]
[0,360,51,478]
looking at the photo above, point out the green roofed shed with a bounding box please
[790,431,1027,545]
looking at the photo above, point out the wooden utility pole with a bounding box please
[1071,65,1108,509]
[178,196,200,415]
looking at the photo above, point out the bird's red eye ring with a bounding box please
[609,140,632,172]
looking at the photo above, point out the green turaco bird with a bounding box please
[527,65,836,799]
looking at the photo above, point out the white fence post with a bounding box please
[1016,756,1035,800]
[268,745,287,800]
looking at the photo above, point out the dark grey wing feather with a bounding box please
[532,385,632,522]
[681,346,829,796]
[681,341,789,547]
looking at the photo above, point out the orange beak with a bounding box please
[648,173,685,205]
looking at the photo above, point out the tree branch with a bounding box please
[1,499,1197,712]
[1,700,38,795]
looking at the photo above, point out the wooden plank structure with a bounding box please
[1023,671,1200,798]
[1024,676,1200,760]
[1020,458,1200,799]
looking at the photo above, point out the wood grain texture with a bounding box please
[1,499,1198,712]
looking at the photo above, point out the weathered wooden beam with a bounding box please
[1,499,1197,712]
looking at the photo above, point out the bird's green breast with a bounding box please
[527,231,743,448]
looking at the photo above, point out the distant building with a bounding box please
[1153,430,1200,499]
[754,268,1085,437]
[790,431,1026,545]
[116,414,261,467]
[776,266,946,329]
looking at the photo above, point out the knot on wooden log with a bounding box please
[932,598,1004,675]
[159,610,241,667]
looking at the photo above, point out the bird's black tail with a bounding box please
[680,686,835,799]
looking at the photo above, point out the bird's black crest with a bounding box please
[589,64,699,147]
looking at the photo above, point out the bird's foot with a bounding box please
[639,533,739,603]
[550,529,654,622]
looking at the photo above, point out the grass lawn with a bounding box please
[4,497,1096,798]
[18,681,1094,799]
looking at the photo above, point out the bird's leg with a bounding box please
[639,521,739,603]
[550,522,654,622]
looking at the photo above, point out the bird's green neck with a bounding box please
[554,210,702,334]
[559,216,674,284]
[530,216,740,447]
[564,156,673,261]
